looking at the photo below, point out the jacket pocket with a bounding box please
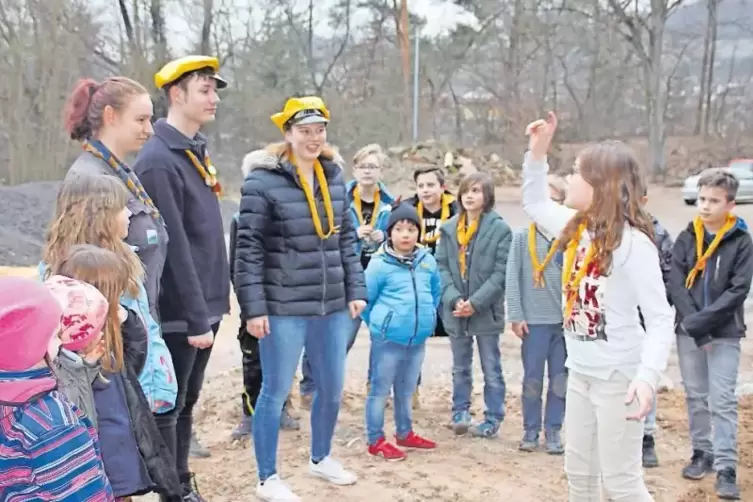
[380,311,394,337]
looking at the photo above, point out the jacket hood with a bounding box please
[241,147,345,178]
[346,180,396,204]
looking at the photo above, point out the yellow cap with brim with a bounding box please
[154,55,228,90]
[271,96,330,133]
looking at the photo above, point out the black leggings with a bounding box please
[239,327,262,416]
[154,323,219,480]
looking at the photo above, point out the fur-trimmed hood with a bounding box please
[241,144,345,178]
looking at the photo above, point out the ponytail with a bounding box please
[63,78,99,141]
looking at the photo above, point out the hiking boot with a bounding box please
[681,449,714,480]
[395,431,437,449]
[189,432,210,458]
[231,415,253,440]
[450,411,472,435]
[181,473,206,502]
[368,437,406,461]
[518,430,539,452]
[280,406,300,430]
[545,430,564,455]
[469,419,500,439]
[716,468,741,500]
[642,434,659,468]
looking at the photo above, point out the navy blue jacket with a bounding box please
[133,119,230,336]
[234,148,367,319]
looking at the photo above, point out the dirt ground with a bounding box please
[149,186,753,502]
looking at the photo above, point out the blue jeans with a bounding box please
[365,339,426,445]
[300,317,361,396]
[252,309,351,481]
[521,324,567,433]
[677,335,741,470]
[450,334,505,422]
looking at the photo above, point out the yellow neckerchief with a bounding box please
[529,223,560,288]
[685,214,736,288]
[353,185,380,227]
[185,150,222,198]
[562,222,596,321]
[291,153,338,240]
[417,192,454,244]
[457,213,479,279]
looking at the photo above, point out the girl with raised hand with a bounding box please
[522,112,674,501]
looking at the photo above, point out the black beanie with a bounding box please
[386,203,421,234]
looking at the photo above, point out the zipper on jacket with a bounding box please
[409,265,419,345]
[714,255,720,282]
[320,240,327,315]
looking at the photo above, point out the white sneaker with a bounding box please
[255,474,301,502]
[309,456,358,485]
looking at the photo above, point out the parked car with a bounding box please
[682,165,753,205]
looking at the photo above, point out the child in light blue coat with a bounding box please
[362,203,441,461]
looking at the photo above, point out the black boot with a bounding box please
[180,473,207,502]
[642,435,659,468]
[716,468,741,500]
[681,449,714,480]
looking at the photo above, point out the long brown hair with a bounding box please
[43,173,143,297]
[559,141,654,274]
[52,244,128,373]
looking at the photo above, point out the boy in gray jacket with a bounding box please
[505,175,567,454]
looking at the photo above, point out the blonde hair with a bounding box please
[43,173,144,298]
[53,244,127,373]
[352,143,388,168]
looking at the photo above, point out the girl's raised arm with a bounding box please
[522,112,575,239]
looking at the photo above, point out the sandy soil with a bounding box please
[138,185,753,502]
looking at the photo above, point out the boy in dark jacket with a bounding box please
[228,212,300,439]
[668,169,753,501]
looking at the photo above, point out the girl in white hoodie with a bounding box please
[522,112,674,501]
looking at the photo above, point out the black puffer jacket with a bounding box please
[235,148,367,319]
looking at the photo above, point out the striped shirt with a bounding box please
[0,369,114,502]
[505,226,563,325]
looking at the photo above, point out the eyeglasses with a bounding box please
[356,163,380,170]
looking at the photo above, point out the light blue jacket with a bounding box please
[38,262,177,414]
[346,180,396,255]
[362,245,441,346]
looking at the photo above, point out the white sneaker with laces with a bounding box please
[255,474,301,502]
[309,456,358,485]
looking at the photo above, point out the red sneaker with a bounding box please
[395,431,437,449]
[368,437,407,461]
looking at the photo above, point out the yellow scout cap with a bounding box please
[271,96,330,133]
[154,55,228,89]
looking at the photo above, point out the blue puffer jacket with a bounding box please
[346,180,396,255]
[362,245,441,346]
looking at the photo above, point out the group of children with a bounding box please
[1,173,183,501]
[228,132,748,501]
